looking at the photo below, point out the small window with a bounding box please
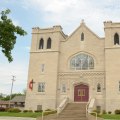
[38,82,45,92]
[41,64,45,72]
[61,84,66,93]
[47,38,52,49]
[114,33,119,45]
[97,83,101,92]
[96,106,101,113]
[81,33,84,41]
[39,38,44,49]
[37,105,42,111]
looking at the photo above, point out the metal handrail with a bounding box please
[86,97,91,117]
[89,112,97,120]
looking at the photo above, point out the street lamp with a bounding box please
[9,76,15,108]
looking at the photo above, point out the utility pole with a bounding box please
[9,76,15,108]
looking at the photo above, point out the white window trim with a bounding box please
[38,82,45,93]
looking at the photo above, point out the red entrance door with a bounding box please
[74,84,89,102]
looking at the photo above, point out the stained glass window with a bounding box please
[70,53,94,70]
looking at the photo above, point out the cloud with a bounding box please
[21,0,120,36]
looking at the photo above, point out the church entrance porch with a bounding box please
[74,84,89,102]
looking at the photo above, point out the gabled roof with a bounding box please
[65,21,101,41]
[10,95,25,103]
[0,100,13,105]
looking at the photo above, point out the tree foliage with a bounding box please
[1,93,23,101]
[0,9,27,62]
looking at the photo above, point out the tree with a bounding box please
[0,93,4,100]
[0,9,27,62]
[1,93,23,101]
[23,88,26,95]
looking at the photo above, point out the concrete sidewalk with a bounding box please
[0,117,36,120]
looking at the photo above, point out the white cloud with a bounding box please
[21,0,120,36]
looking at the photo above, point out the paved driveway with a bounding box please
[0,117,36,120]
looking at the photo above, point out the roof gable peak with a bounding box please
[65,20,100,41]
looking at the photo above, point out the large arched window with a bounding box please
[47,38,52,49]
[39,38,44,49]
[70,53,94,70]
[114,33,119,45]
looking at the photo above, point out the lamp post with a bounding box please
[9,76,15,108]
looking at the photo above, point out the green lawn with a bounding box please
[0,112,42,118]
[100,114,120,119]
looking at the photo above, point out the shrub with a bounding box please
[102,110,107,114]
[92,109,100,114]
[34,110,43,113]
[0,107,5,112]
[23,110,28,113]
[43,110,57,116]
[115,109,120,114]
[108,111,112,114]
[45,109,52,111]
[28,110,33,112]
[7,108,21,113]
[5,108,9,112]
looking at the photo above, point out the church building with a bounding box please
[25,20,120,113]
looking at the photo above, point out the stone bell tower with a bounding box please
[104,21,120,112]
[25,25,66,111]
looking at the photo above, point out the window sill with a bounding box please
[96,92,103,95]
[36,92,46,95]
[60,92,67,95]
[40,72,45,75]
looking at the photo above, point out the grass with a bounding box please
[99,114,120,119]
[0,112,42,118]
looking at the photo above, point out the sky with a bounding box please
[0,0,120,95]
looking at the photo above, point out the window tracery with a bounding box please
[70,53,94,70]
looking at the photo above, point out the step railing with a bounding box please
[57,97,69,115]
[41,97,69,120]
[86,98,97,120]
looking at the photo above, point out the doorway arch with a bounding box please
[74,84,89,102]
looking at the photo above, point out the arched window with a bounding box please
[81,33,84,41]
[47,38,52,49]
[39,38,44,49]
[97,83,101,92]
[61,84,66,93]
[114,33,119,45]
[70,53,94,70]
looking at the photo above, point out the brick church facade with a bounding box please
[25,21,120,113]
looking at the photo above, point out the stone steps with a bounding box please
[57,103,88,120]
